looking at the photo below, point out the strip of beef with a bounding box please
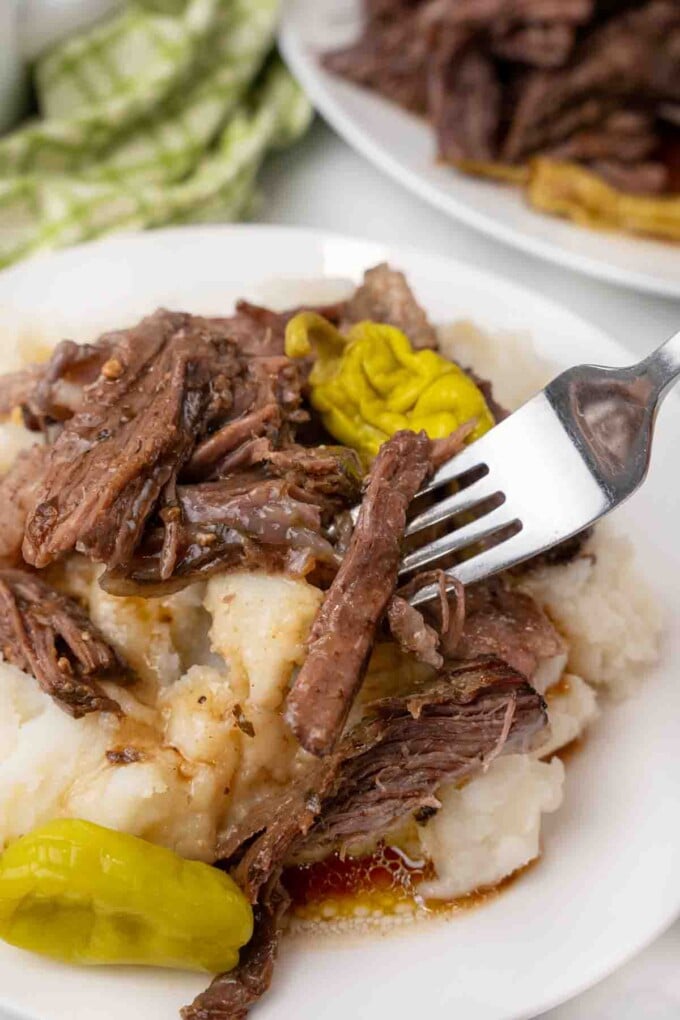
[284,430,433,757]
[503,2,680,162]
[181,880,290,1020]
[446,578,564,679]
[542,110,658,164]
[100,446,363,597]
[223,657,546,900]
[431,39,502,163]
[0,569,129,717]
[22,311,244,571]
[366,0,425,21]
[387,595,443,668]
[0,445,48,566]
[299,657,547,855]
[323,11,431,115]
[264,446,363,519]
[342,264,439,349]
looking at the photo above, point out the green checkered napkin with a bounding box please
[0,0,312,268]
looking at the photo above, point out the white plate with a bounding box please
[0,225,678,1020]
[279,0,680,299]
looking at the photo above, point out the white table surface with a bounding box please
[256,119,680,1020]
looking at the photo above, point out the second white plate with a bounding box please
[279,0,680,299]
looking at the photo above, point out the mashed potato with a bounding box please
[0,564,326,862]
[438,320,553,411]
[0,311,661,905]
[418,756,565,900]
[519,526,662,698]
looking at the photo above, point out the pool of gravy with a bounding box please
[283,844,533,929]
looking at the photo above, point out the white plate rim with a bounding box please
[278,3,680,300]
[0,223,677,1020]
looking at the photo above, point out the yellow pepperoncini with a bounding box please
[285,312,494,463]
[0,819,253,972]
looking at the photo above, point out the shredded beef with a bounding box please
[449,577,564,678]
[181,353,306,483]
[0,445,48,566]
[342,264,439,349]
[20,339,114,432]
[182,880,290,1020]
[284,430,433,757]
[200,658,545,1018]
[430,40,502,163]
[224,657,546,900]
[207,299,347,359]
[0,569,129,716]
[490,21,577,67]
[324,0,680,197]
[589,158,669,194]
[387,595,443,667]
[299,657,547,854]
[22,310,225,570]
[20,313,315,578]
[100,444,362,597]
[503,2,680,163]
[323,13,430,115]
[101,475,347,598]
[10,295,361,596]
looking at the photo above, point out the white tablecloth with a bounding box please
[257,118,680,1020]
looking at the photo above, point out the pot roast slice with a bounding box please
[342,263,439,349]
[0,445,48,567]
[284,430,434,757]
[0,568,129,717]
[21,310,232,571]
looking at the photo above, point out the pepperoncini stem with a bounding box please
[0,820,253,972]
[285,311,345,366]
[285,313,495,464]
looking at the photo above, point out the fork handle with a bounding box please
[638,328,680,405]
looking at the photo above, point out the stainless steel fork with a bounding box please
[401,328,680,607]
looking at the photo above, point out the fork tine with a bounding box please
[406,530,530,604]
[419,443,484,496]
[405,474,498,537]
[407,526,549,606]
[399,503,519,576]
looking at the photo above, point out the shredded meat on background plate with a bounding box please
[324,0,680,197]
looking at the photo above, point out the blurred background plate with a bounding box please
[279,0,680,299]
[0,224,678,1020]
